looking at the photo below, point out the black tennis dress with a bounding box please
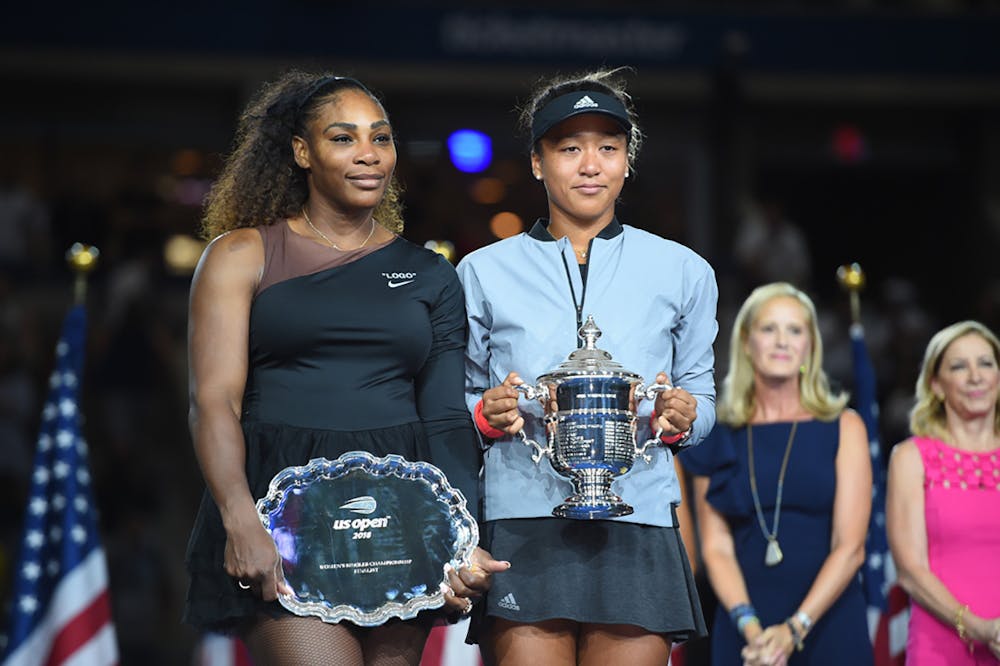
[183,221,481,631]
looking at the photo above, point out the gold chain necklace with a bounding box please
[747,421,798,567]
[301,207,376,251]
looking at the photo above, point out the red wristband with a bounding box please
[474,399,506,439]
[661,430,689,444]
[650,413,690,444]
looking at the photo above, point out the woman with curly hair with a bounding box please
[682,282,873,666]
[887,320,1000,664]
[183,71,506,665]
[457,68,716,665]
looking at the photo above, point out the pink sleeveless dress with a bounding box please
[907,437,1000,665]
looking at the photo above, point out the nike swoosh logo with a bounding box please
[387,280,415,288]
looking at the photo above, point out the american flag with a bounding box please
[850,323,906,666]
[1,305,118,666]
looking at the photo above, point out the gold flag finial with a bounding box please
[836,262,865,325]
[66,243,100,304]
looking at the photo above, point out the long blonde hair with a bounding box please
[717,282,848,426]
[909,320,1000,440]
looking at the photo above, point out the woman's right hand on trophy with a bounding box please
[482,372,530,435]
[651,372,697,438]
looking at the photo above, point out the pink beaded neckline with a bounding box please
[918,437,1000,492]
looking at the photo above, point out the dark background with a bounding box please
[2,1,999,662]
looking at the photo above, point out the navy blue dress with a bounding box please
[681,419,872,666]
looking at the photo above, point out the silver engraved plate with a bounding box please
[255,452,478,626]
[517,316,670,519]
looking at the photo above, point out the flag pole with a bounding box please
[65,242,100,305]
[2,242,119,665]
[836,262,865,326]
[836,263,906,665]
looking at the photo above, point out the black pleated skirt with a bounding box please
[467,515,707,643]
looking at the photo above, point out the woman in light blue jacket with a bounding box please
[457,68,718,666]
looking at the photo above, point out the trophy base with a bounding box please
[554,467,635,519]
[553,496,634,520]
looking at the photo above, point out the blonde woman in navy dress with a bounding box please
[682,282,873,665]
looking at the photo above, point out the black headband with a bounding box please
[294,75,369,120]
[531,90,631,144]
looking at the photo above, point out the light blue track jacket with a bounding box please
[457,219,718,527]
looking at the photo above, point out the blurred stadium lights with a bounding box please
[494,160,524,184]
[170,149,204,177]
[447,129,492,173]
[424,240,457,263]
[156,175,213,207]
[470,177,506,205]
[489,212,523,239]
[164,234,206,275]
[831,123,869,164]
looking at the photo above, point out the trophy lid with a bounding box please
[537,316,642,382]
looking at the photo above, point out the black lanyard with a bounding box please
[559,242,591,348]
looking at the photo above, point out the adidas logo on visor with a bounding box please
[573,95,599,109]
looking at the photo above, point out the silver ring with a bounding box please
[237,579,251,590]
[461,599,473,615]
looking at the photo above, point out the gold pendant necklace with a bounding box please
[302,207,376,251]
[747,421,798,567]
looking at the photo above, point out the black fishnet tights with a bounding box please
[242,614,432,666]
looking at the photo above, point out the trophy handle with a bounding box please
[636,427,664,463]
[514,384,553,463]
[517,429,552,464]
[515,383,548,402]
[633,382,671,463]
[633,381,671,402]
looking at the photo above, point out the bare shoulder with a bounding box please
[206,227,263,261]
[888,438,922,474]
[194,227,264,285]
[837,408,868,444]
[886,439,926,504]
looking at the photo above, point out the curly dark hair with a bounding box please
[201,70,404,240]
[517,67,643,171]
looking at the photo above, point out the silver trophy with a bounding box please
[516,316,670,519]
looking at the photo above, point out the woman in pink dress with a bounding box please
[887,320,1000,664]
